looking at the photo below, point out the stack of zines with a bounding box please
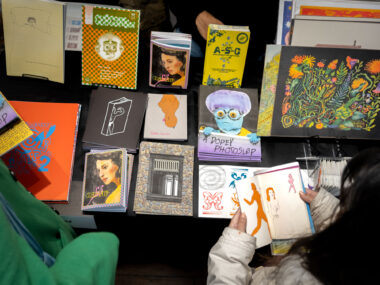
[81,148,134,212]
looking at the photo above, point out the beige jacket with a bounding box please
[207,189,339,285]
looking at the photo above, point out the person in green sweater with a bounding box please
[0,159,119,285]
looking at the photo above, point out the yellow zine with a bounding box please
[202,24,250,88]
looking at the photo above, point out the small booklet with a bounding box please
[81,148,130,212]
[202,24,250,88]
[143,93,187,140]
[235,162,315,249]
[0,92,20,134]
[0,92,33,156]
[149,31,191,89]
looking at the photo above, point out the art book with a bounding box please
[82,87,148,152]
[81,148,129,212]
[275,0,292,45]
[2,101,81,202]
[202,24,250,88]
[290,15,380,50]
[257,45,380,139]
[143,93,187,140]
[81,6,140,89]
[2,0,65,83]
[149,31,191,89]
[198,165,262,218]
[133,141,194,216]
[198,85,261,162]
[198,164,315,220]
[0,92,33,156]
[235,162,315,249]
[292,0,380,19]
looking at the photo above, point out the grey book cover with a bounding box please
[82,87,148,152]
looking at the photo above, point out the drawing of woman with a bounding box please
[85,151,123,206]
[152,46,188,88]
[266,187,280,219]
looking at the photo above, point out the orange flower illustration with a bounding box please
[292,55,305,64]
[317,62,325,68]
[327,59,338,70]
[351,78,368,92]
[289,64,304,79]
[346,56,359,70]
[365,59,380,74]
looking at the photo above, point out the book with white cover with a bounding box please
[143,93,187,141]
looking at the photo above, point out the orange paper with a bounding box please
[2,101,80,202]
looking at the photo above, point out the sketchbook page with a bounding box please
[235,176,272,249]
[198,165,259,218]
[2,0,65,83]
[255,162,314,239]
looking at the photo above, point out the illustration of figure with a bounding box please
[101,97,132,136]
[86,151,123,205]
[155,48,187,88]
[107,106,125,135]
[95,32,124,61]
[266,187,280,219]
[158,94,179,128]
[244,182,269,236]
[288,173,296,193]
[200,89,260,143]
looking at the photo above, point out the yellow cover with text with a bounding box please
[202,25,250,88]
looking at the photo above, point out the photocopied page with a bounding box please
[254,162,315,239]
[2,0,65,83]
[235,176,272,249]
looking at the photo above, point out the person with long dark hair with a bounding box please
[208,148,380,284]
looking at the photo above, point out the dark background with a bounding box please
[0,0,377,279]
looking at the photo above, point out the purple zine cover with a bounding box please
[0,93,19,131]
[198,86,262,162]
[198,131,262,161]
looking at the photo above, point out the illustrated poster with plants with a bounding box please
[270,46,380,139]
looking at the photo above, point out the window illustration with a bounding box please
[147,154,184,202]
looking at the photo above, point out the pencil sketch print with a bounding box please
[101,97,132,136]
[266,187,280,219]
[199,165,226,190]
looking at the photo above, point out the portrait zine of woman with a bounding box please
[81,149,127,211]
[150,44,189,89]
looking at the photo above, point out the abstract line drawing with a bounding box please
[199,165,226,190]
[202,192,224,210]
[101,97,132,136]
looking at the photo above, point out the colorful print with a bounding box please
[281,54,380,132]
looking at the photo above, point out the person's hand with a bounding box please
[299,188,318,204]
[195,10,224,40]
[229,208,247,233]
